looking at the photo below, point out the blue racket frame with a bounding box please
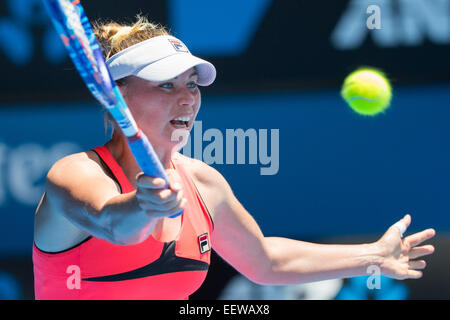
[42,0,181,218]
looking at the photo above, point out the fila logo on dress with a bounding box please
[198,233,210,254]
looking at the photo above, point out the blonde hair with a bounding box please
[93,15,170,61]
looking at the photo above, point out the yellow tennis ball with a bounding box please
[341,68,392,116]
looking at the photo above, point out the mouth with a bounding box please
[170,115,192,129]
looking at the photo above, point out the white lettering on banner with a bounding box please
[398,0,450,45]
[331,0,450,49]
[8,143,48,206]
[0,142,81,207]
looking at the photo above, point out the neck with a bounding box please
[105,130,173,177]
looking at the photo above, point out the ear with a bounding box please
[103,111,118,141]
[118,84,127,98]
[115,78,128,98]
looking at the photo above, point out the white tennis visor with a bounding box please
[106,35,216,86]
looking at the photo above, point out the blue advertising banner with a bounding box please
[0,104,105,255]
[0,84,449,257]
[1,0,449,102]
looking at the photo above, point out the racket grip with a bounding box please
[127,132,183,218]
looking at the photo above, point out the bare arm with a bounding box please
[262,215,435,284]
[40,153,184,246]
[262,237,381,284]
[191,160,436,285]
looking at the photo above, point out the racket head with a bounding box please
[44,0,115,102]
[43,0,140,137]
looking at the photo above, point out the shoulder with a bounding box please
[173,153,231,194]
[46,150,119,199]
[35,150,120,251]
[47,151,100,185]
[173,153,234,216]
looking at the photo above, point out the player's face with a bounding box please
[121,68,201,152]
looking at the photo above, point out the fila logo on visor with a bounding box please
[169,39,190,53]
[198,233,210,254]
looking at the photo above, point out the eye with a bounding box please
[159,82,174,89]
[187,81,198,89]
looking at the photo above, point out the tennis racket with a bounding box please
[42,0,182,218]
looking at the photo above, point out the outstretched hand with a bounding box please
[375,214,435,280]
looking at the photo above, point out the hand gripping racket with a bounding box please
[42,0,182,218]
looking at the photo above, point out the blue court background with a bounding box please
[1,84,448,256]
[1,0,449,300]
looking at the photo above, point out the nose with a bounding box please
[177,86,196,107]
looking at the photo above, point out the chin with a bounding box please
[169,127,190,145]
[168,128,190,153]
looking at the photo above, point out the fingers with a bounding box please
[136,188,184,210]
[135,169,186,217]
[391,214,411,237]
[397,260,426,279]
[135,169,182,190]
[399,257,431,280]
[138,184,183,204]
[404,228,436,248]
[409,260,426,270]
[408,245,435,259]
[136,174,167,189]
[137,192,186,217]
[165,169,183,191]
[406,269,423,279]
[153,197,186,217]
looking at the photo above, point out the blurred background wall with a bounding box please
[0,0,449,299]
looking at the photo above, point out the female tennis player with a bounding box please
[33,17,435,300]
